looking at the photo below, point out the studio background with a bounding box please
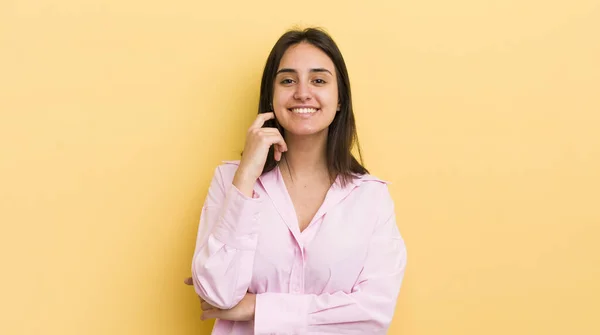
[1,0,599,334]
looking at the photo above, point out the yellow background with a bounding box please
[1,0,599,334]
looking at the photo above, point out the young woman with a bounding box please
[186,27,407,334]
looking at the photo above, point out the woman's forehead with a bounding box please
[278,43,335,72]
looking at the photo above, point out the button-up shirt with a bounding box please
[192,160,407,334]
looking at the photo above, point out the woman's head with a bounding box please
[258,27,368,184]
[271,42,339,136]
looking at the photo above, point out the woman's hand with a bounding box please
[184,277,257,322]
[200,292,256,321]
[234,112,287,197]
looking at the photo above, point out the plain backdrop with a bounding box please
[1,0,599,334]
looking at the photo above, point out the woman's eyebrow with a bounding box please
[311,68,333,75]
[276,68,333,75]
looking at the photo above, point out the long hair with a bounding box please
[257,27,368,187]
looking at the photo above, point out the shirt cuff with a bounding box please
[254,293,311,334]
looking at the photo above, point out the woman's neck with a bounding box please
[281,130,329,180]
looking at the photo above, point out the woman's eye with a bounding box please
[280,79,294,84]
[313,78,326,84]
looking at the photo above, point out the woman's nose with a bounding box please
[293,81,312,101]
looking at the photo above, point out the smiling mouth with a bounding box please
[289,108,319,114]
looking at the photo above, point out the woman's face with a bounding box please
[272,42,339,137]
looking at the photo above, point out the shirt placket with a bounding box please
[288,216,325,294]
[289,241,305,294]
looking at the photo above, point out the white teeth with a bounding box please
[291,108,318,114]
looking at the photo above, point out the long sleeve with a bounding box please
[253,190,407,334]
[191,165,262,309]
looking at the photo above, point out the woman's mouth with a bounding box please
[289,108,319,114]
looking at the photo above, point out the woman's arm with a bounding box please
[191,165,262,309]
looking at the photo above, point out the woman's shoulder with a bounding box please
[350,172,390,190]
[212,160,241,181]
[354,173,389,184]
[219,160,241,168]
[350,173,395,215]
[349,172,393,201]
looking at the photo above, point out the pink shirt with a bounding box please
[192,160,407,334]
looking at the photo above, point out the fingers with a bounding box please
[273,136,288,153]
[272,135,288,162]
[264,134,287,162]
[262,134,288,152]
[201,301,214,311]
[274,147,282,161]
[183,277,223,321]
[249,112,275,130]
[255,129,287,150]
[248,127,288,162]
[201,308,222,321]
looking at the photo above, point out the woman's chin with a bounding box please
[284,126,328,137]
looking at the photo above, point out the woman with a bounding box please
[186,27,407,334]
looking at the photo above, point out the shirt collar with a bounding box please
[237,161,388,239]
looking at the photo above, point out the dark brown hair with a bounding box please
[258,27,368,186]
